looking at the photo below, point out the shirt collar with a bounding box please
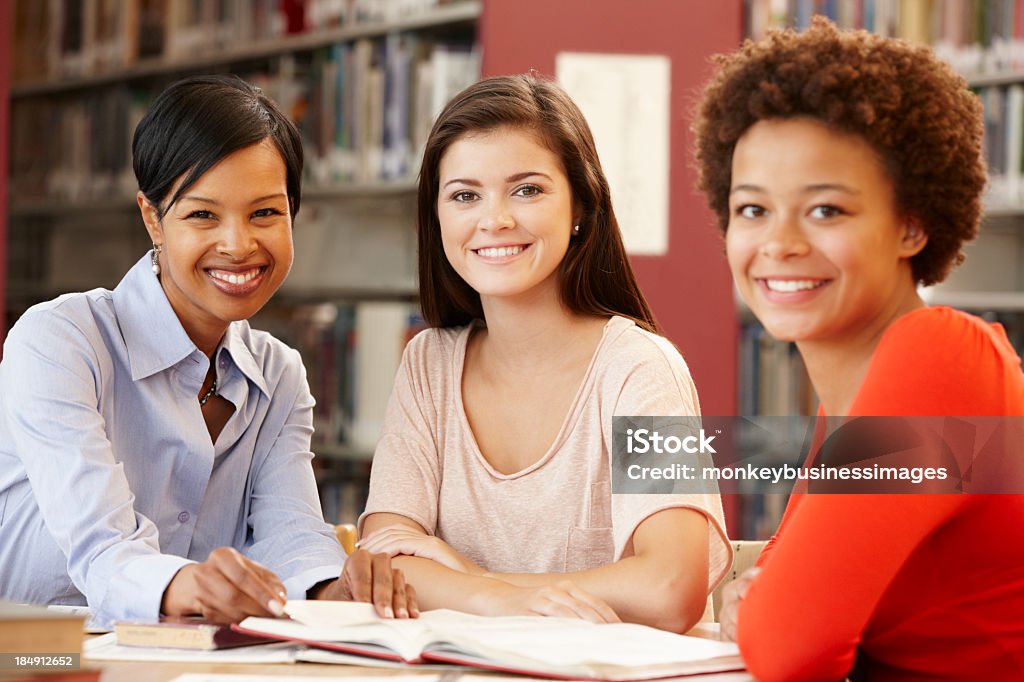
[111,253,271,398]
[112,254,197,381]
[218,324,271,398]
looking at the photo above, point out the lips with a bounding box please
[761,278,828,293]
[205,265,268,295]
[471,243,531,262]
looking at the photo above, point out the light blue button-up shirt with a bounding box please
[0,254,345,626]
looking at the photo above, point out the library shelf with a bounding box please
[10,1,482,98]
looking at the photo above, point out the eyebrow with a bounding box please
[180,193,288,205]
[730,183,861,195]
[442,171,553,189]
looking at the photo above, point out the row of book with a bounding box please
[980,83,1024,208]
[252,299,425,459]
[737,321,818,417]
[11,0,471,84]
[746,0,1024,77]
[9,37,480,204]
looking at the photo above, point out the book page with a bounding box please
[423,618,741,678]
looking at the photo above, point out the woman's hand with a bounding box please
[718,567,760,642]
[478,580,622,624]
[360,525,485,576]
[161,547,286,623]
[312,548,419,619]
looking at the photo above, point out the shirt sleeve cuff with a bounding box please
[92,554,195,628]
[284,563,346,600]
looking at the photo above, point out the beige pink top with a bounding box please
[359,316,732,602]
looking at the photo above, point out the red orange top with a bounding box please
[738,307,1024,681]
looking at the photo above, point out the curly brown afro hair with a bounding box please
[693,17,986,286]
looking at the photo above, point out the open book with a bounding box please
[235,601,743,680]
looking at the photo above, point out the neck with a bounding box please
[159,279,227,360]
[797,285,925,416]
[477,285,602,372]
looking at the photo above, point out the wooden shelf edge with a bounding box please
[10,1,481,98]
[8,181,418,218]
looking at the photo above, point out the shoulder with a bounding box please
[856,306,1024,415]
[596,317,700,413]
[600,317,695,382]
[5,289,114,357]
[402,325,470,368]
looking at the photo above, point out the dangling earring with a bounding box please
[572,224,580,236]
[151,244,162,275]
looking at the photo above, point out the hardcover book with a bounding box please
[114,617,276,651]
[235,601,744,680]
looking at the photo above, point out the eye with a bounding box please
[513,184,542,198]
[185,210,215,220]
[735,204,766,219]
[451,190,479,203]
[252,207,285,219]
[809,205,844,219]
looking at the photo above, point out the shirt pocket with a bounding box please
[564,526,614,572]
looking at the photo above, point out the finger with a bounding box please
[359,530,421,555]
[541,590,609,624]
[250,562,288,604]
[529,597,589,621]
[720,607,737,642]
[208,549,284,616]
[566,587,620,624]
[192,565,267,622]
[391,568,409,618]
[194,596,233,625]
[359,526,413,547]
[357,536,404,556]
[371,552,395,618]
[405,583,420,618]
[341,549,373,603]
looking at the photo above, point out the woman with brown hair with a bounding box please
[358,74,730,632]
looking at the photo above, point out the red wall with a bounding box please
[480,0,742,416]
[0,0,10,351]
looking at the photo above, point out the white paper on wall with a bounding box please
[556,52,671,256]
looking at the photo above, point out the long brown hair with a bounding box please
[417,74,659,332]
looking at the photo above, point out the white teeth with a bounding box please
[210,268,262,285]
[765,279,823,292]
[476,246,524,258]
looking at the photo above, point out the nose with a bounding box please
[759,212,810,260]
[478,198,515,232]
[218,218,259,260]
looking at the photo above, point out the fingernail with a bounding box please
[411,606,420,617]
[267,600,285,617]
[397,608,408,618]
[384,606,394,618]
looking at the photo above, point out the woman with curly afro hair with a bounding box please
[694,17,1024,682]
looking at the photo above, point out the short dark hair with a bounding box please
[133,74,304,219]
[417,74,659,332]
[693,18,986,286]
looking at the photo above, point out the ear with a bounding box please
[899,217,928,258]
[137,191,163,245]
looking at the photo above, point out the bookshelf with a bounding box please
[4,0,481,525]
[0,0,10,352]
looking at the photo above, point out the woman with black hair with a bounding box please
[0,75,414,626]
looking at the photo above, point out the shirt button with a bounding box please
[219,359,226,368]
[178,511,190,523]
